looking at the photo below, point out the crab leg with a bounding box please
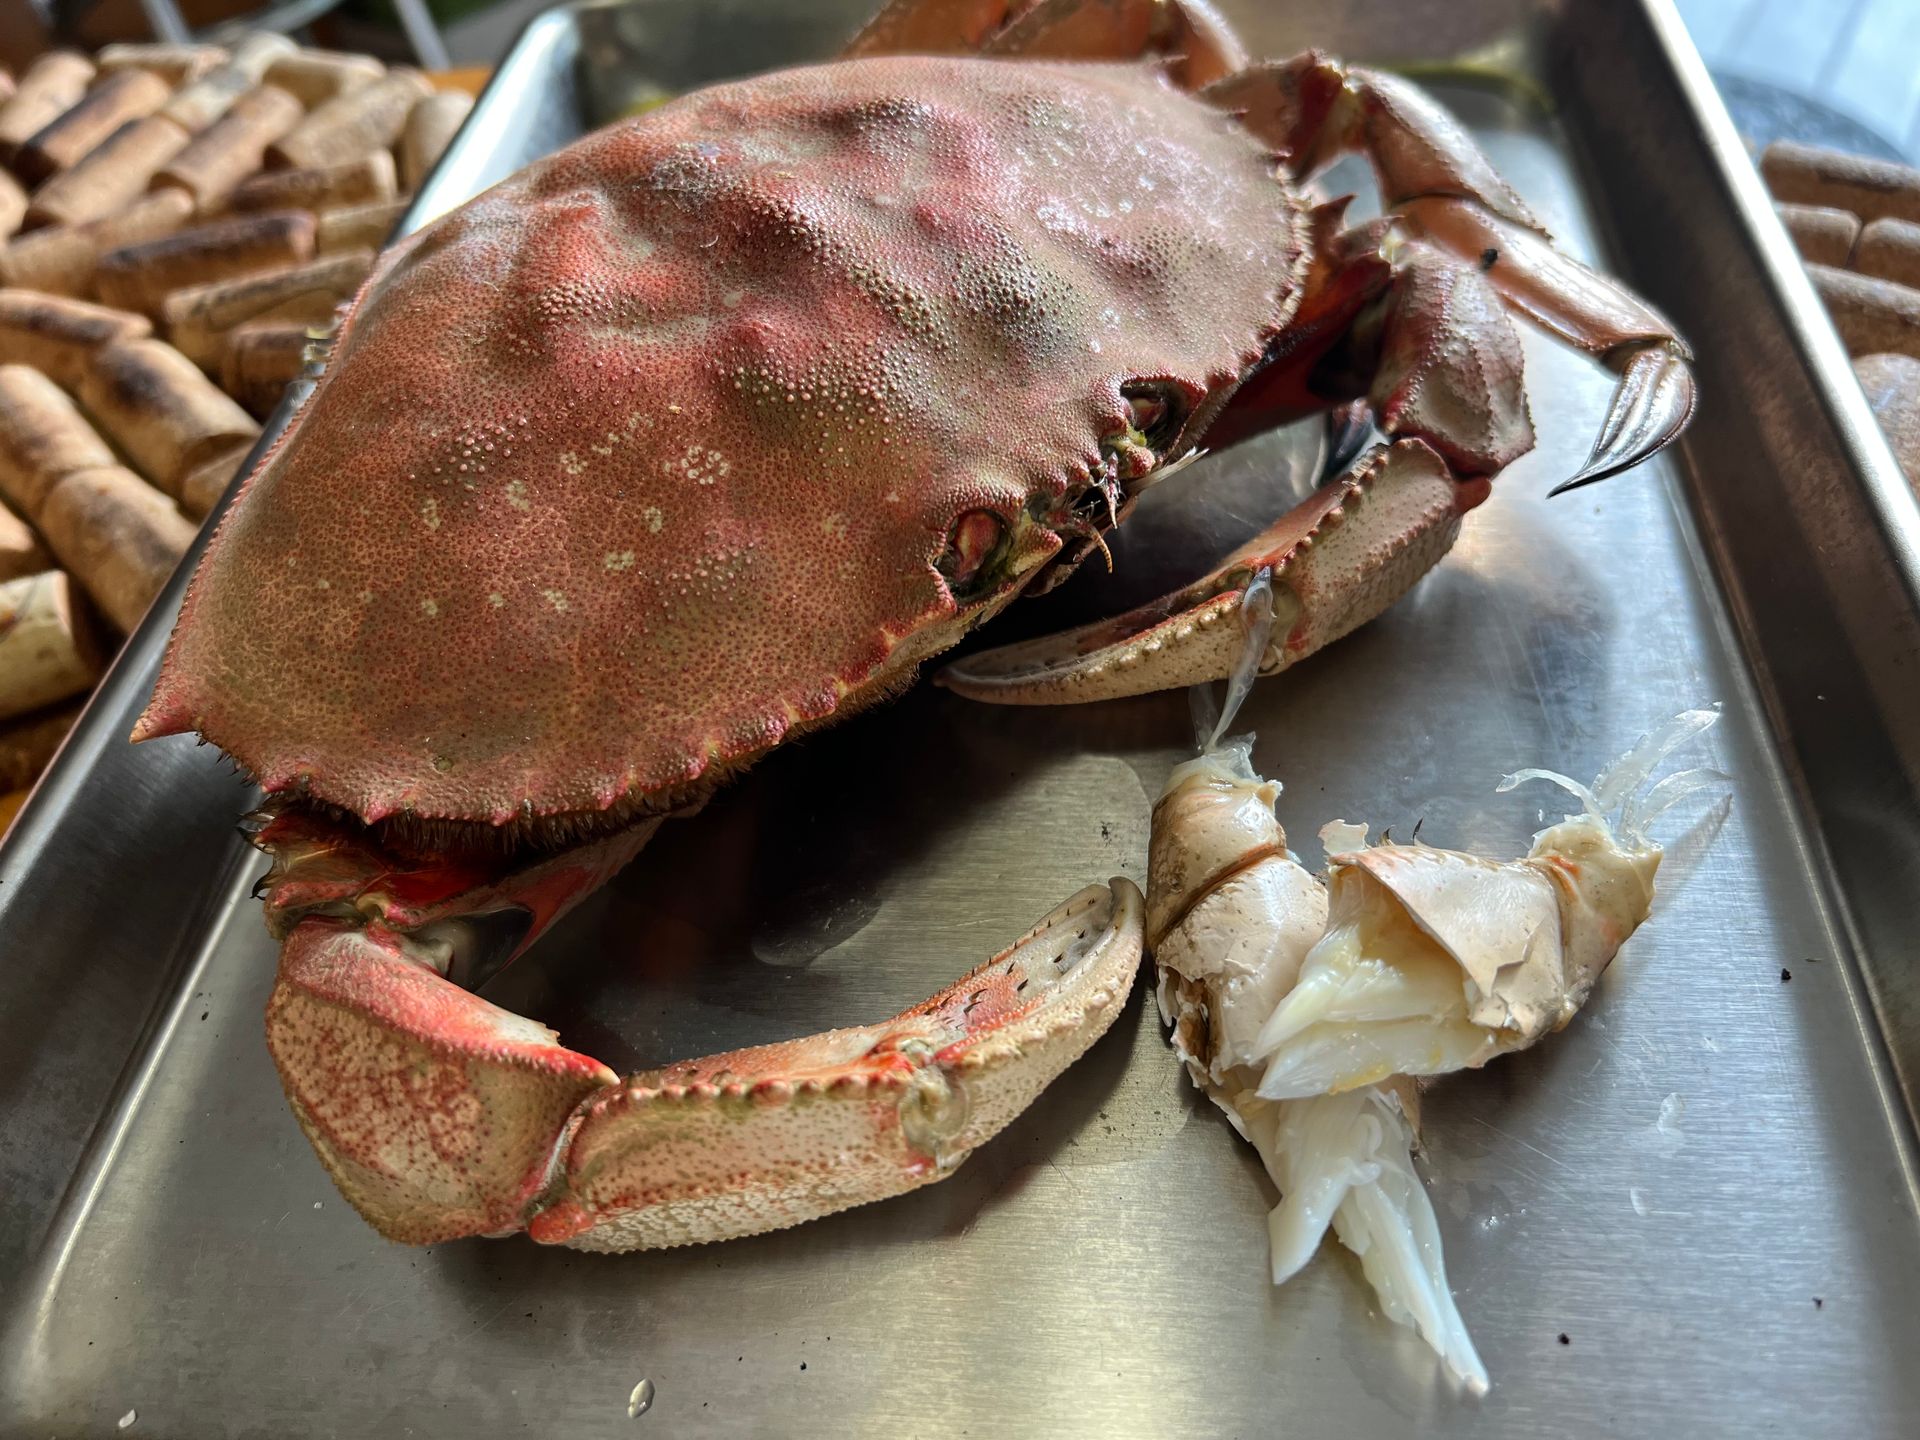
[1206,54,1696,490]
[845,0,1247,88]
[940,436,1475,702]
[261,804,1143,1248]
[532,879,1143,1251]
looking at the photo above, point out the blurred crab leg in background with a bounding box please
[260,800,1145,1249]
[845,0,1250,88]
[1146,585,1723,1391]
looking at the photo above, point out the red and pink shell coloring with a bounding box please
[133,0,1695,1253]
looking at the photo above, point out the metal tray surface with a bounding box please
[4,0,1920,1434]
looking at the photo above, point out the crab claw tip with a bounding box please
[1550,343,1695,497]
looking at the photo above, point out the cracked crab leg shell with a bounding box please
[938,437,1475,703]
[528,879,1143,1252]
[267,918,620,1245]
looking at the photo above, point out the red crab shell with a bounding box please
[140,55,1307,827]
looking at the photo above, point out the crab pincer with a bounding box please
[261,801,1143,1249]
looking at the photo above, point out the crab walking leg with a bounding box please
[841,0,1035,58]
[940,436,1481,702]
[1147,740,1487,1392]
[1207,55,1697,490]
[532,880,1143,1251]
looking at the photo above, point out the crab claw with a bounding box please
[268,868,1143,1251]
[267,917,619,1244]
[528,879,1143,1251]
[939,437,1478,704]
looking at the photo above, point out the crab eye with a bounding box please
[938,509,1006,593]
[1122,380,1188,451]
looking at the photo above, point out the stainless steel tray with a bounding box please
[5,1,1919,1433]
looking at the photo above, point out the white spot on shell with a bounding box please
[420,597,439,617]
[542,588,569,612]
[506,478,532,510]
[664,445,730,486]
[605,550,636,571]
[642,506,664,533]
[488,592,505,608]
[420,496,440,530]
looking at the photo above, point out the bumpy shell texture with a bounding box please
[143,55,1304,825]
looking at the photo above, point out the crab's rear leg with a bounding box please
[1208,54,1696,491]
[260,805,1143,1248]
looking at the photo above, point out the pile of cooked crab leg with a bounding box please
[1145,574,1723,1392]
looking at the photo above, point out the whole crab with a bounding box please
[137,0,1694,1251]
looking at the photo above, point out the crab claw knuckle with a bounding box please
[525,879,1144,1252]
[265,918,616,1244]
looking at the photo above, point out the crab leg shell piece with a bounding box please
[1252,817,1662,1101]
[267,918,619,1246]
[1143,741,1486,1392]
[939,437,1475,703]
[1146,742,1327,1085]
[528,879,1144,1252]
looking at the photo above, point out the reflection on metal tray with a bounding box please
[4,1,1920,1434]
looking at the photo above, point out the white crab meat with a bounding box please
[1253,711,1720,1100]
[1148,740,1487,1392]
[1146,707,1721,1396]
